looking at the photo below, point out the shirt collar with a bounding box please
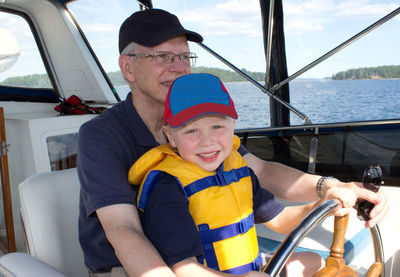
[123,92,159,147]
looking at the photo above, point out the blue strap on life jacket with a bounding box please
[198,213,255,244]
[222,254,262,274]
[137,170,165,211]
[184,166,250,197]
[197,212,256,272]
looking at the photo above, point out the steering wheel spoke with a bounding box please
[314,215,358,276]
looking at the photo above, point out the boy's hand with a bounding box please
[323,187,357,217]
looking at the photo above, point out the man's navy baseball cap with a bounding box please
[119,9,203,53]
[164,73,238,128]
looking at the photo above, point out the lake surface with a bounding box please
[116,79,400,130]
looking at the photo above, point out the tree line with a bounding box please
[1,74,53,88]
[331,65,400,80]
[4,65,398,87]
[1,67,266,88]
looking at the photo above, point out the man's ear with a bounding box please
[162,125,177,148]
[118,55,136,82]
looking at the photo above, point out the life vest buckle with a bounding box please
[238,220,251,235]
[238,221,246,234]
[215,170,240,186]
[238,213,253,234]
[252,255,262,271]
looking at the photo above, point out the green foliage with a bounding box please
[1,67,265,87]
[107,66,265,85]
[1,74,52,88]
[332,65,400,80]
[191,66,265,82]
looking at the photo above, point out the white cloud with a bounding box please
[334,1,399,17]
[285,21,323,34]
[284,0,335,16]
[283,0,399,34]
[0,12,37,40]
[215,0,260,16]
[178,0,262,37]
[81,23,117,34]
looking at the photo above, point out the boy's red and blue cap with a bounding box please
[164,73,238,127]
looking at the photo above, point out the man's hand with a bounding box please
[326,180,388,228]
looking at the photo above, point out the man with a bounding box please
[78,8,388,277]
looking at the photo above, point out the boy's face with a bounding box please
[164,114,235,172]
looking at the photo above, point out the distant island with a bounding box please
[331,65,400,80]
[3,65,399,88]
[0,67,266,88]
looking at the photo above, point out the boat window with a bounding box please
[0,11,58,102]
[283,0,400,125]
[46,133,78,171]
[66,0,139,99]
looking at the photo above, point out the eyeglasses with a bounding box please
[126,51,198,66]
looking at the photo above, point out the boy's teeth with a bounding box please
[199,152,217,157]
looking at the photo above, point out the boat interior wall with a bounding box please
[3,112,95,251]
[0,102,57,116]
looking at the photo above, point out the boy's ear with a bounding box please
[162,126,177,148]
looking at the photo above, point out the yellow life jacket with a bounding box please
[129,136,261,274]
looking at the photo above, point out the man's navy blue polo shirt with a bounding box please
[77,93,158,273]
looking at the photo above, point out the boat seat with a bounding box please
[0,168,87,277]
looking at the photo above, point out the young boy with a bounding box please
[128,73,356,277]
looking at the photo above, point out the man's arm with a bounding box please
[97,204,175,277]
[243,152,320,201]
[243,152,388,228]
[266,186,357,234]
[172,258,270,277]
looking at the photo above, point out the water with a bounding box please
[116,79,400,130]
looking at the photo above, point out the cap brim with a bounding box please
[135,29,203,47]
[166,103,238,128]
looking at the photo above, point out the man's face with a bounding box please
[129,35,191,105]
[164,115,235,172]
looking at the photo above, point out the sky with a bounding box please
[1,0,399,80]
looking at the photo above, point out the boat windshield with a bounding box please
[66,0,400,128]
